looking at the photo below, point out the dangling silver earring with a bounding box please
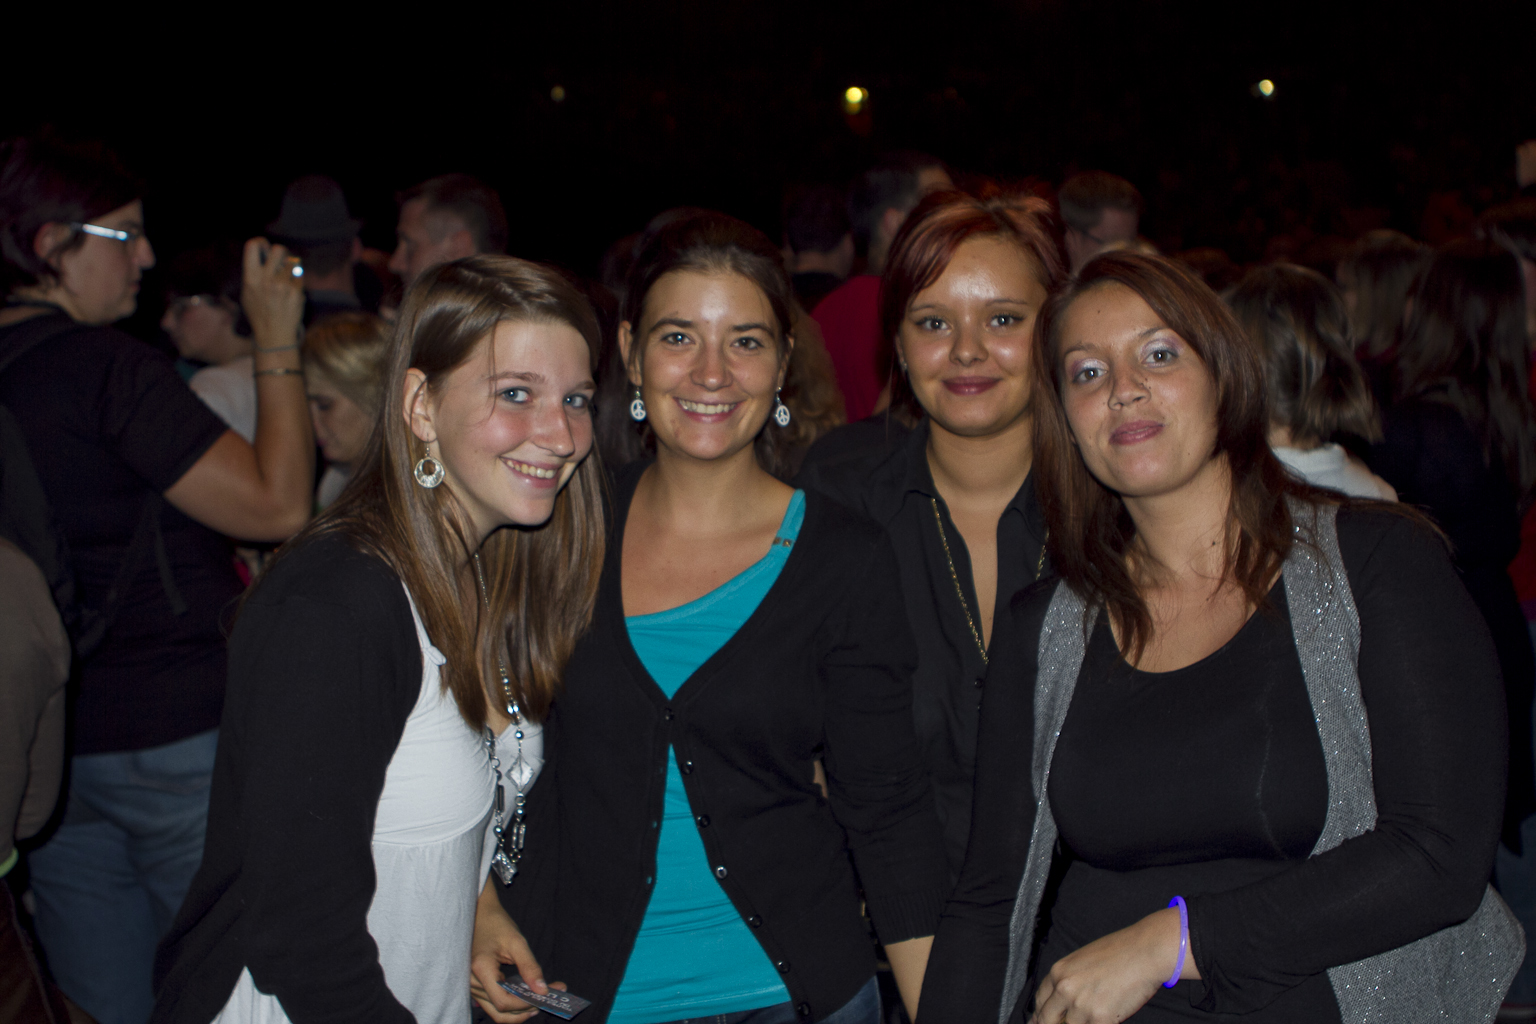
[773,388,791,427]
[629,387,647,422]
[414,453,445,488]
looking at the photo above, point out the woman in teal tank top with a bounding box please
[475,213,949,1024]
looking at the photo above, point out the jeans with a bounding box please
[654,976,881,1024]
[28,729,218,1024]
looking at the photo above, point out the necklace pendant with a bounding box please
[490,848,517,886]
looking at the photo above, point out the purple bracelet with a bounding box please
[1164,895,1189,988]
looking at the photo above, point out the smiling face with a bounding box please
[50,199,155,325]
[897,235,1047,440]
[406,319,595,542]
[622,269,788,465]
[1057,282,1222,499]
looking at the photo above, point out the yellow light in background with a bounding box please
[844,86,867,115]
[550,85,567,103]
[1257,79,1275,97]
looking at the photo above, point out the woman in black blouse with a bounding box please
[797,191,1065,882]
[921,252,1517,1023]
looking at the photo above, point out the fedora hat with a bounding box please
[267,175,362,244]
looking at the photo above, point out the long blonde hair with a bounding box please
[292,256,606,728]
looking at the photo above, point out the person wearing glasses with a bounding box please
[0,133,314,1024]
[1058,171,1143,274]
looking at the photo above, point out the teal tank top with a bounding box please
[608,490,806,1023]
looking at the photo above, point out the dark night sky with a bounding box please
[8,1,1536,289]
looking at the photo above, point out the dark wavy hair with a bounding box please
[0,132,144,294]
[616,211,797,474]
[1034,252,1327,660]
[1336,230,1431,361]
[1229,263,1381,444]
[290,255,607,728]
[1393,239,1536,503]
[878,189,1066,422]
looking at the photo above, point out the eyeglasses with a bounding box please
[71,222,146,244]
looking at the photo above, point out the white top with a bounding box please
[316,465,351,510]
[190,356,257,442]
[214,585,534,1024]
[1274,443,1397,501]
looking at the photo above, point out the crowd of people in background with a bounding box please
[2,125,1536,1024]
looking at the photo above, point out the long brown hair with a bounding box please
[1229,263,1382,444]
[879,189,1066,422]
[1034,252,1325,660]
[293,256,606,728]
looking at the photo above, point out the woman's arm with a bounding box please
[820,534,951,948]
[163,239,313,542]
[470,875,569,1023]
[917,583,1053,1024]
[1177,511,1505,1012]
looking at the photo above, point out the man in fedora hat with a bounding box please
[267,174,371,325]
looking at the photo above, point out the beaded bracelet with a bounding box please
[254,367,303,377]
[1164,895,1189,988]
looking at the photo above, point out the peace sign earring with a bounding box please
[773,387,791,427]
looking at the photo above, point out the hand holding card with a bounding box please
[499,974,592,1020]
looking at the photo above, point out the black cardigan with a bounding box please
[497,463,950,1023]
[152,535,423,1024]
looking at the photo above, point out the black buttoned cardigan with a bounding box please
[496,463,951,1023]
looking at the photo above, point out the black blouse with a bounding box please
[920,507,1506,1022]
[797,417,1052,881]
[496,461,950,1024]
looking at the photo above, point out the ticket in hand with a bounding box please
[498,974,591,1019]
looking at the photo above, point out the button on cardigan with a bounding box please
[497,462,951,1023]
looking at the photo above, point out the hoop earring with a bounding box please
[414,454,445,488]
[773,388,791,428]
[629,387,647,422]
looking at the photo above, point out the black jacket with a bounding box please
[497,462,950,1023]
[152,535,422,1024]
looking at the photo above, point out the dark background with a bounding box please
[7,1,1535,310]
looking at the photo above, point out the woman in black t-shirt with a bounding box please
[920,252,1516,1023]
[0,133,314,1023]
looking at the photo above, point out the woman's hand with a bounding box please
[1030,906,1196,1024]
[470,877,567,1022]
[241,238,305,347]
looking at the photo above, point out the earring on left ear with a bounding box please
[413,445,445,488]
[773,388,791,427]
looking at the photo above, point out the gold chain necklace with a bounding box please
[928,497,1049,666]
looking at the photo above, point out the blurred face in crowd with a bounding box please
[621,270,789,466]
[406,320,595,540]
[1065,207,1139,273]
[161,295,242,364]
[41,200,156,325]
[390,198,477,285]
[307,371,375,468]
[1056,282,1222,501]
[896,236,1047,442]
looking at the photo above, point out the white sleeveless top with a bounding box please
[215,585,542,1023]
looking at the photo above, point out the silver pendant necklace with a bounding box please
[473,551,527,886]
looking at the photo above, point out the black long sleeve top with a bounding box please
[496,462,950,1024]
[796,417,1052,882]
[920,507,1506,1022]
[152,535,423,1024]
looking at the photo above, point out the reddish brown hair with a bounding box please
[879,190,1065,421]
[1034,252,1326,660]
